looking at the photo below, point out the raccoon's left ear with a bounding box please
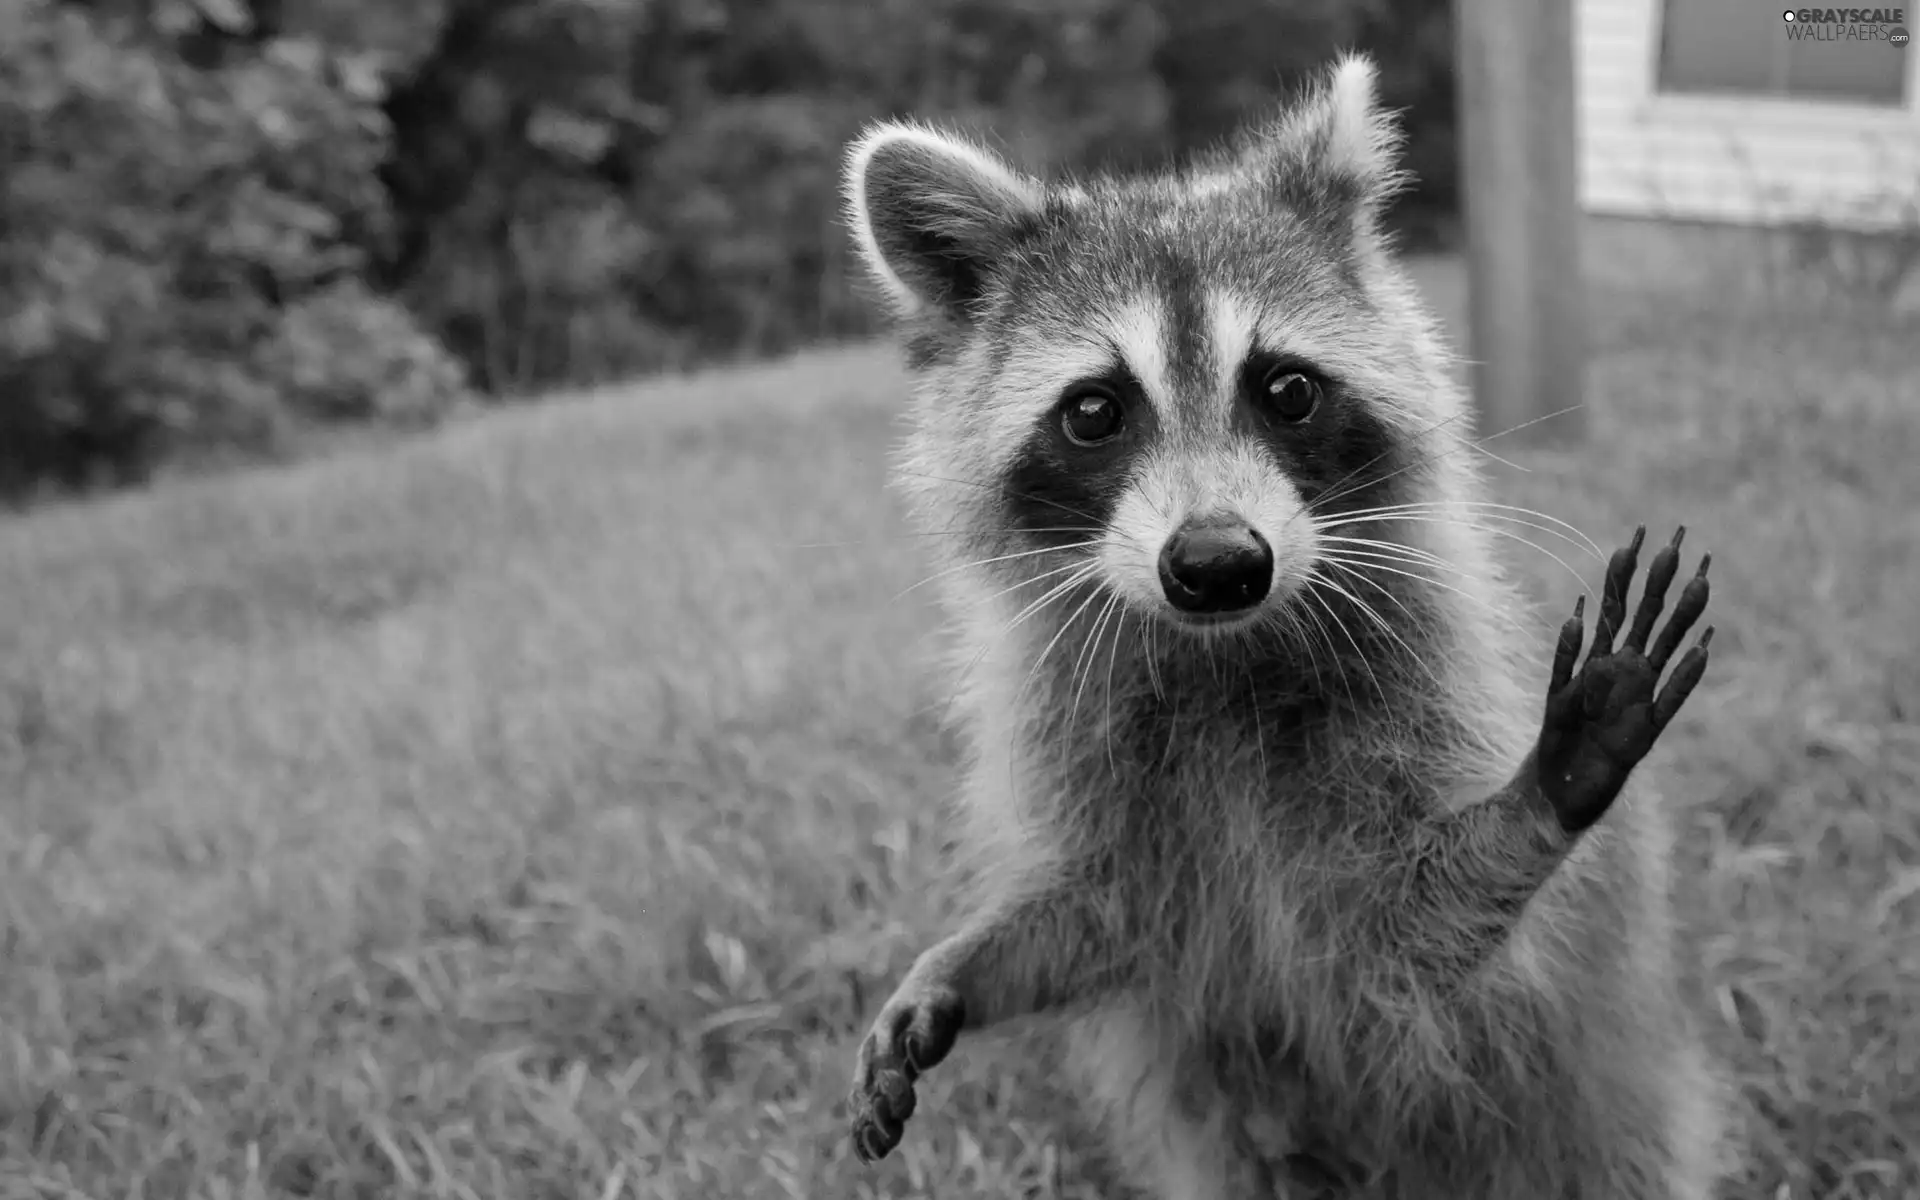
[1244,54,1409,232]
[843,121,1046,321]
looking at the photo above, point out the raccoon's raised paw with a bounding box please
[847,979,965,1164]
[1536,525,1714,835]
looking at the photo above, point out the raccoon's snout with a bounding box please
[1158,519,1274,615]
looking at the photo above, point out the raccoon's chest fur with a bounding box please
[1015,671,1436,1025]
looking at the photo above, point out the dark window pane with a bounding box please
[1781,27,1908,103]
[1657,0,1909,105]
[1659,0,1780,93]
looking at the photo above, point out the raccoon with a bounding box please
[838,54,1736,1199]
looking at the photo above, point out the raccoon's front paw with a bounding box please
[1536,525,1714,834]
[847,978,965,1164]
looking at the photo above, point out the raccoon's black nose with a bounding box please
[1158,520,1274,615]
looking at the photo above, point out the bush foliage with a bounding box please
[0,0,1456,499]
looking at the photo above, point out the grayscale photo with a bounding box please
[1,0,1914,1197]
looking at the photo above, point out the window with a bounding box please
[1657,0,1910,106]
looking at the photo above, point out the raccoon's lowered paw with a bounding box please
[1536,524,1714,835]
[848,978,965,1164]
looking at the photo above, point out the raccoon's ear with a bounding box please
[1244,53,1408,228]
[843,121,1045,320]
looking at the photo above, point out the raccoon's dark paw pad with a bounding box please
[1536,525,1714,834]
[847,983,965,1165]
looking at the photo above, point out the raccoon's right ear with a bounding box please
[843,121,1045,321]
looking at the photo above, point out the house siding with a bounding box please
[1578,0,1920,230]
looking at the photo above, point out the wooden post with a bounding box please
[1455,0,1588,445]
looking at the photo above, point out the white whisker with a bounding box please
[1101,606,1129,775]
[1300,571,1386,706]
[1313,402,1586,514]
[891,539,1104,604]
[1315,534,1463,576]
[791,524,1098,551]
[1068,591,1124,745]
[892,467,1106,526]
[1318,551,1521,627]
[1317,512,1590,592]
[1315,500,1602,560]
[1304,566,1442,691]
[1012,574,1107,747]
[946,559,1101,703]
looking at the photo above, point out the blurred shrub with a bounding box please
[0,0,1461,500]
[255,280,470,428]
[0,0,460,497]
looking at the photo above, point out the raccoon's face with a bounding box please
[845,55,1468,640]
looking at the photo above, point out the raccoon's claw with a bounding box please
[847,980,965,1165]
[1536,525,1714,835]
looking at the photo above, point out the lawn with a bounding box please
[1,255,1916,1200]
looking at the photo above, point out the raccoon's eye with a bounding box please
[1261,368,1322,423]
[1059,387,1125,446]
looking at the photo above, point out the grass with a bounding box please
[1,255,1916,1200]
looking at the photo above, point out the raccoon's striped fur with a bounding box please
[839,54,1737,1199]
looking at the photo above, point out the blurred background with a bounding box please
[1,2,1916,1198]
[0,0,1463,499]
